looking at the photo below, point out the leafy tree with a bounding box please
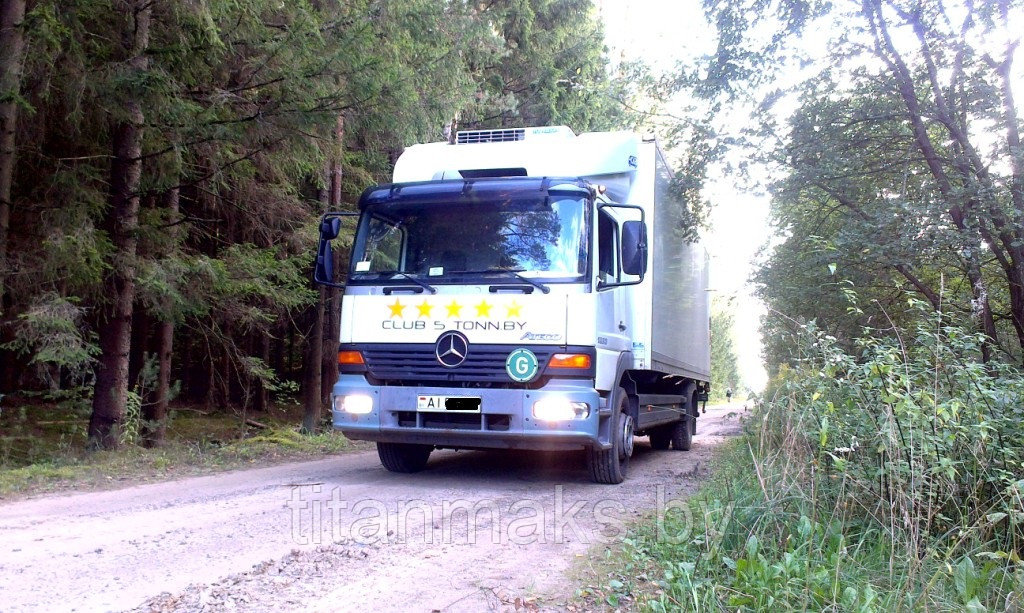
[710,299,741,399]
[689,0,1024,368]
[460,0,628,131]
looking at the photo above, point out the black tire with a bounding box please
[649,427,671,450]
[690,389,700,435]
[587,388,634,484]
[670,418,692,450]
[377,442,432,473]
[671,393,697,451]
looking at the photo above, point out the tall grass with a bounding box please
[618,310,1024,611]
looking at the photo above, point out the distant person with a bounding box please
[726,388,733,403]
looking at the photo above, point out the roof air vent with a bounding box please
[455,128,526,144]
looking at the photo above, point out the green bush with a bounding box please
[618,308,1024,611]
[777,307,1024,554]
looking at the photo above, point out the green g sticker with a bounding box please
[506,348,539,382]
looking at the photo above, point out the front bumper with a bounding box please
[331,375,607,451]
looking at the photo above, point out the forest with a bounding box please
[2,0,1023,608]
[0,0,645,451]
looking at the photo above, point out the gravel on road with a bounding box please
[0,405,744,612]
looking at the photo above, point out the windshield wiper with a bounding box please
[378,271,437,294]
[475,268,550,294]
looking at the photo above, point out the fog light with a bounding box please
[532,398,589,421]
[336,394,373,414]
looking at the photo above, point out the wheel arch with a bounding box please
[614,352,639,423]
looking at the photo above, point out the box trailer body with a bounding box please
[315,126,710,483]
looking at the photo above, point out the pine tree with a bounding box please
[0,0,28,314]
[88,0,152,449]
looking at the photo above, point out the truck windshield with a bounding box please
[349,197,588,281]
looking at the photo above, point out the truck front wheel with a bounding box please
[377,442,432,473]
[587,388,633,484]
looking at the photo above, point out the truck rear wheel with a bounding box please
[377,442,432,473]
[671,392,698,451]
[670,418,692,450]
[649,427,671,450]
[587,388,633,484]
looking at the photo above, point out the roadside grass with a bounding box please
[0,401,365,499]
[584,432,1022,611]
[581,313,1024,611]
[571,438,745,610]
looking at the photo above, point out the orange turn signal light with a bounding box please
[338,350,365,365]
[548,353,591,369]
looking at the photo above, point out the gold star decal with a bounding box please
[387,299,405,318]
[416,300,433,318]
[446,300,462,318]
[506,301,523,318]
[475,300,493,318]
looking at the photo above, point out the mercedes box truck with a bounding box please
[314,126,710,483]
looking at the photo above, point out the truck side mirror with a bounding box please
[621,220,648,277]
[314,236,335,285]
[314,213,357,288]
[321,216,342,240]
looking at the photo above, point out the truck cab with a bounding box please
[315,127,710,483]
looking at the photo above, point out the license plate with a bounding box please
[417,395,482,412]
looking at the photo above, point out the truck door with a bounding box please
[595,209,632,390]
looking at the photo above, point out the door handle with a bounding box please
[618,321,627,331]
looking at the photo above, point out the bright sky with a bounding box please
[598,0,771,391]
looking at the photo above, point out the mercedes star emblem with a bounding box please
[435,331,469,368]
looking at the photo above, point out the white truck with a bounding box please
[314,126,710,483]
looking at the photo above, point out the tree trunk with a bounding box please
[301,293,325,434]
[254,332,270,412]
[995,43,1024,359]
[141,319,173,446]
[866,0,1002,360]
[142,188,179,447]
[287,323,295,379]
[88,1,152,449]
[204,354,216,412]
[218,322,231,409]
[320,283,340,406]
[178,324,192,400]
[127,307,149,390]
[271,322,284,381]
[0,0,27,314]
[1006,265,1024,364]
[320,113,345,407]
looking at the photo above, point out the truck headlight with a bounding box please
[336,394,373,415]
[532,399,589,421]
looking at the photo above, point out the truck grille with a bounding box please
[395,411,512,431]
[456,128,525,144]
[360,344,559,385]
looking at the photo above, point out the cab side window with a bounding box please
[597,210,619,283]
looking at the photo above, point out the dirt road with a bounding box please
[0,404,743,612]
